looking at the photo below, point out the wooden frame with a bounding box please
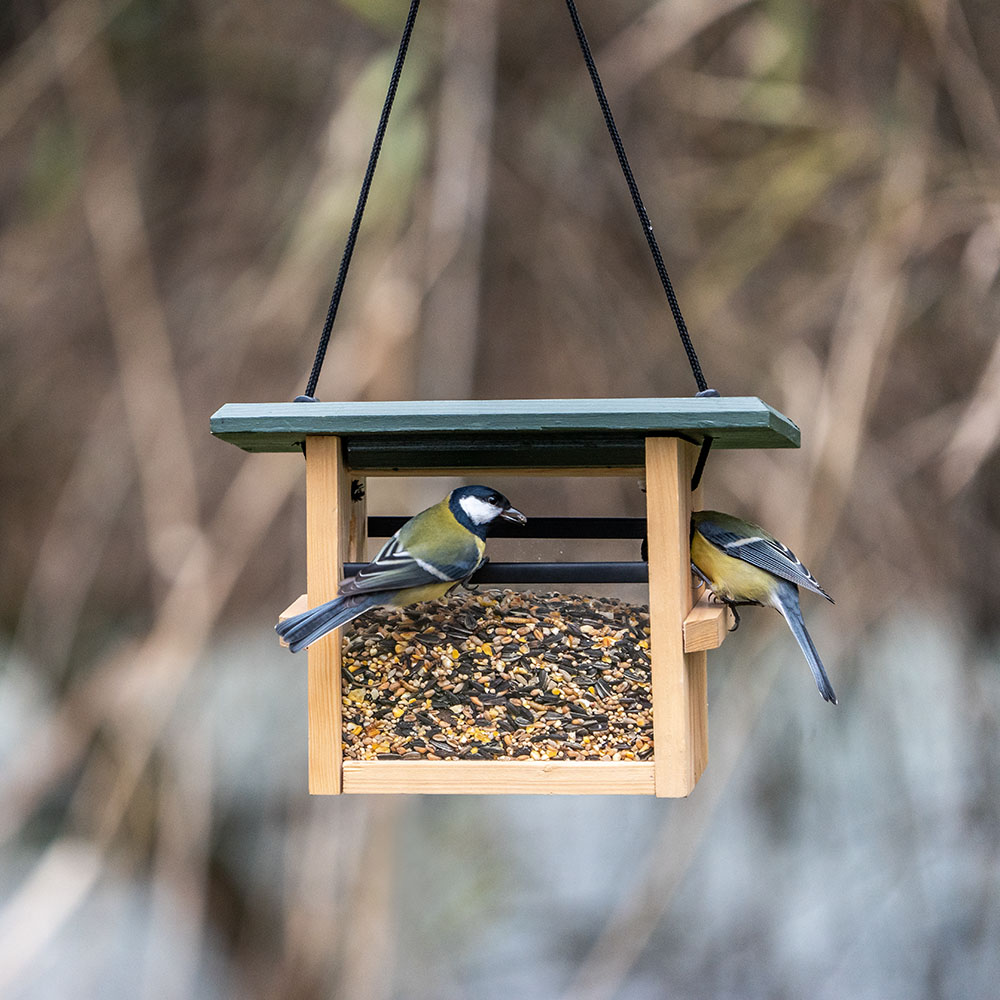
[212,397,799,797]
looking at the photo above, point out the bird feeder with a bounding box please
[211,396,799,796]
[211,3,807,796]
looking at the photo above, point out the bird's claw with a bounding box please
[691,562,713,592]
[722,599,762,631]
[689,562,743,630]
[462,556,489,592]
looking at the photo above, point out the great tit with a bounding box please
[276,485,526,653]
[691,510,837,704]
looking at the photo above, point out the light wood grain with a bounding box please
[305,435,348,795]
[342,760,655,795]
[278,595,309,621]
[646,437,708,797]
[346,475,367,561]
[683,596,731,652]
[276,594,308,647]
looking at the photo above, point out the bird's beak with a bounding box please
[500,505,527,525]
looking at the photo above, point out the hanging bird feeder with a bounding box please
[210,1,802,796]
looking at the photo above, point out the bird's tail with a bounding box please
[772,583,838,705]
[275,592,386,653]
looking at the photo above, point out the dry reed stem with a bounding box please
[338,799,403,1000]
[917,0,1000,159]
[0,839,103,996]
[139,722,213,1000]
[941,330,1000,495]
[12,389,132,676]
[0,0,129,139]
[801,65,933,559]
[418,0,498,398]
[48,0,200,583]
[597,0,755,96]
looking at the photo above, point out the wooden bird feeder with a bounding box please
[211,396,799,796]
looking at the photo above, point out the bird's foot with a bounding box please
[462,557,489,592]
[722,599,763,631]
[727,603,741,631]
[691,562,714,593]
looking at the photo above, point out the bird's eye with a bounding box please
[488,495,500,505]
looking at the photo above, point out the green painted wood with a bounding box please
[210,398,799,466]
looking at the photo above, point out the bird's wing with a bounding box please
[339,524,483,597]
[338,536,457,596]
[695,518,832,601]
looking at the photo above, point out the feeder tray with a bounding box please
[211,396,798,796]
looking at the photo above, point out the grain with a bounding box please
[340,590,653,761]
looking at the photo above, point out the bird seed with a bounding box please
[340,589,653,761]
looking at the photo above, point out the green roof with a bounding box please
[210,397,799,470]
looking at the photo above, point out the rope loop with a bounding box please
[299,0,715,411]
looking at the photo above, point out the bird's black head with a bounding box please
[449,485,527,537]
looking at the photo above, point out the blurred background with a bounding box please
[2,0,999,996]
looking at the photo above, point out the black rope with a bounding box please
[563,0,711,396]
[691,436,713,491]
[300,0,422,402]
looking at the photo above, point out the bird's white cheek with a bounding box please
[459,496,496,525]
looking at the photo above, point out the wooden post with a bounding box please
[305,435,353,794]
[646,437,708,796]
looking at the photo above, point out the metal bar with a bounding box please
[366,515,648,539]
[343,561,649,583]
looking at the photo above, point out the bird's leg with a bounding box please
[727,602,741,631]
[689,562,751,629]
[691,562,712,592]
[721,598,763,631]
[461,556,489,592]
